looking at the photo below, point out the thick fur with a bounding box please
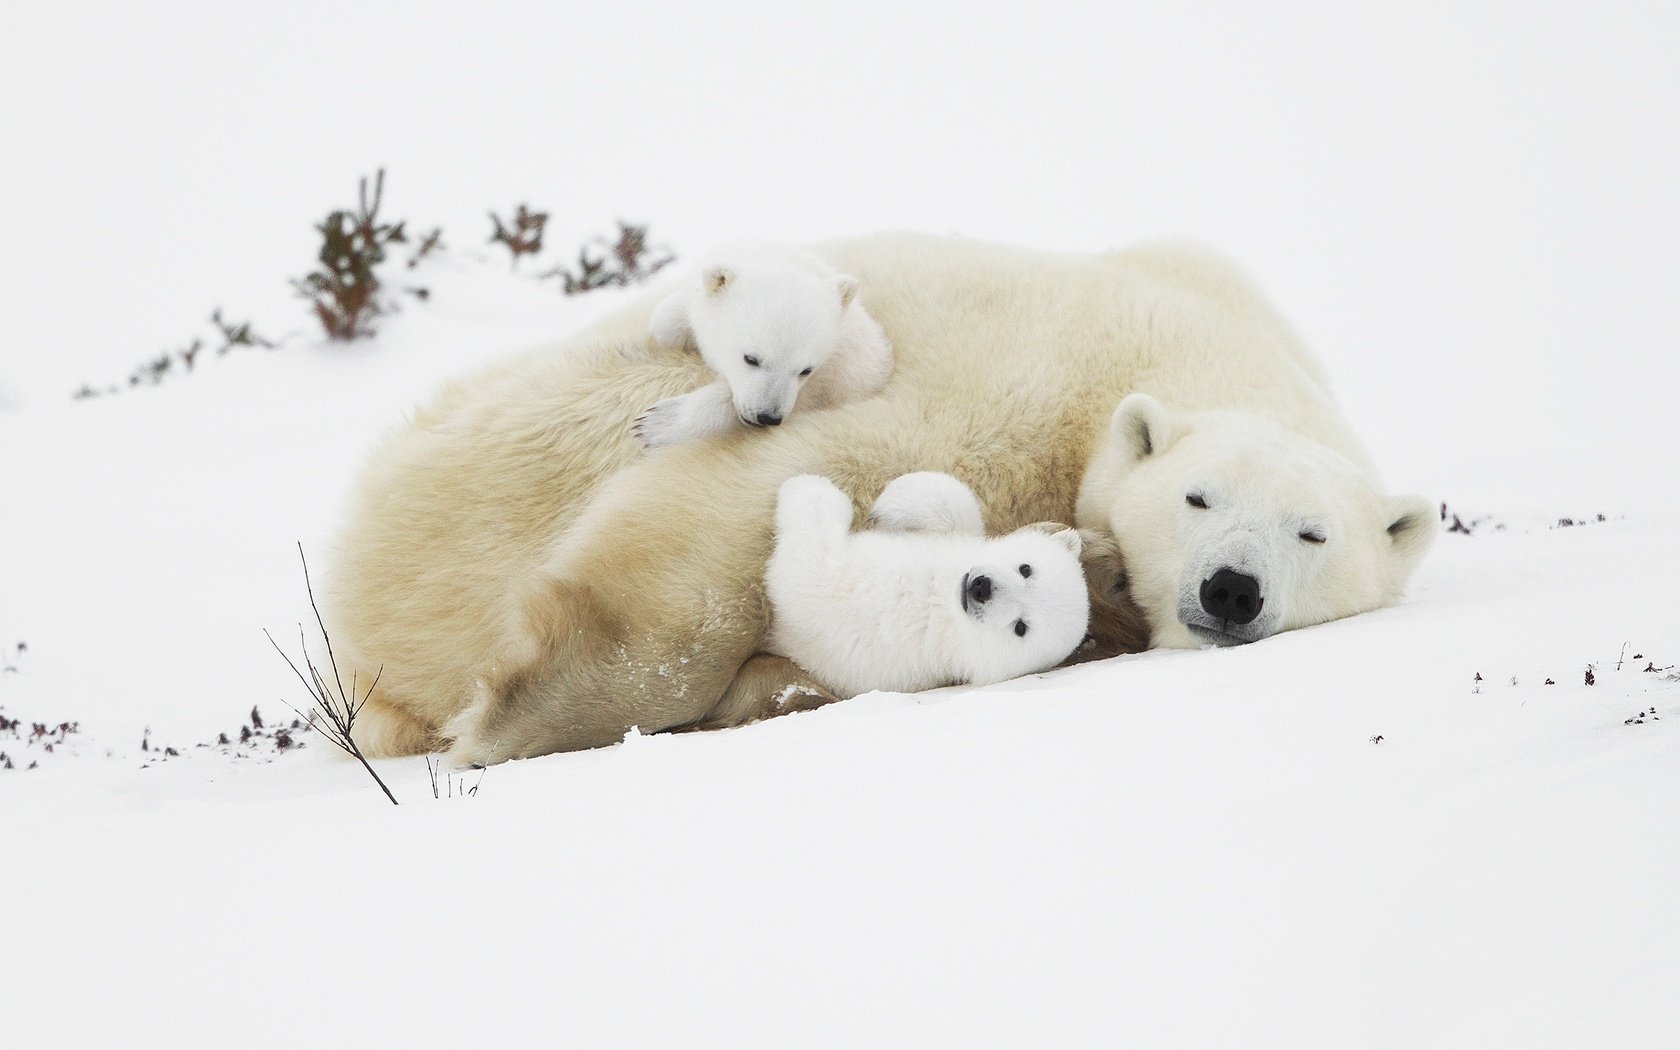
[635,242,892,446]
[766,474,1089,698]
[1075,393,1436,649]
[868,471,1148,668]
[323,232,1431,762]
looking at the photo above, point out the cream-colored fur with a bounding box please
[323,232,1427,762]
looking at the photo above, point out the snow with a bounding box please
[3,2,1679,1046]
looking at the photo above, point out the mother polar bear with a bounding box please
[323,233,1436,764]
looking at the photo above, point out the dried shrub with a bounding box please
[545,220,675,295]
[74,310,272,399]
[408,227,445,269]
[291,169,408,341]
[488,204,548,267]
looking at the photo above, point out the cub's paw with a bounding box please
[632,396,692,449]
[868,471,984,535]
[777,473,854,522]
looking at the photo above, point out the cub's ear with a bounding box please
[1384,494,1438,572]
[836,274,860,309]
[1015,521,1082,556]
[1048,525,1082,556]
[704,265,733,295]
[1108,393,1183,464]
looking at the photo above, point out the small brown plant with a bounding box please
[291,169,408,341]
[408,227,445,269]
[545,220,675,295]
[211,309,275,356]
[488,205,548,267]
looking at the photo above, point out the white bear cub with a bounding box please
[766,472,1092,698]
[635,242,893,447]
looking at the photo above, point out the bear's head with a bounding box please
[1078,393,1436,648]
[689,262,859,428]
[952,522,1092,684]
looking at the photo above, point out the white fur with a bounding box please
[1076,393,1437,649]
[636,242,893,447]
[324,233,1438,760]
[866,470,986,534]
[766,474,1090,698]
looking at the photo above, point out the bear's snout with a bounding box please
[1199,568,1263,625]
[754,412,783,427]
[967,574,994,606]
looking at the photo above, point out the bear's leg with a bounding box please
[647,291,694,351]
[634,380,739,448]
[772,474,858,558]
[867,471,986,535]
[671,653,842,733]
[349,691,443,758]
[455,444,803,760]
[799,306,893,412]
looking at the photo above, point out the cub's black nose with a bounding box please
[755,412,783,427]
[967,574,993,605]
[1199,569,1263,625]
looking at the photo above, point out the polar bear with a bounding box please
[633,242,893,447]
[1076,393,1437,648]
[766,473,1090,698]
[323,232,1435,763]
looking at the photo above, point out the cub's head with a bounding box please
[953,523,1092,684]
[1081,393,1436,648]
[688,262,859,428]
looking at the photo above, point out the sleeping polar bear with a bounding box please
[635,242,892,447]
[322,233,1435,763]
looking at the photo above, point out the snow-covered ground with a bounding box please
[4,3,1678,1046]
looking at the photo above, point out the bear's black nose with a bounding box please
[1199,568,1263,625]
[967,574,993,605]
[755,412,783,427]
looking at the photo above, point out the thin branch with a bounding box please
[264,547,398,805]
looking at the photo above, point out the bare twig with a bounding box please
[265,543,397,804]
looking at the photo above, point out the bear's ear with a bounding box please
[1015,521,1082,556]
[704,265,733,295]
[1109,393,1183,465]
[1384,494,1438,572]
[1046,524,1083,557]
[836,274,860,309]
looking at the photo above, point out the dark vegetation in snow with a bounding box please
[1439,502,1612,536]
[72,169,678,398]
[73,310,275,399]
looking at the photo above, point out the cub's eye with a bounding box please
[1186,493,1208,509]
[743,355,760,367]
[799,367,813,377]
[1018,564,1033,578]
[1299,530,1327,545]
[1014,620,1028,637]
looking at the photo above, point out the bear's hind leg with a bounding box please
[348,691,442,758]
[673,653,843,733]
[867,471,985,535]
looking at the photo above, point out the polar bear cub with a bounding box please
[766,472,1091,698]
[635,242,893,447]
